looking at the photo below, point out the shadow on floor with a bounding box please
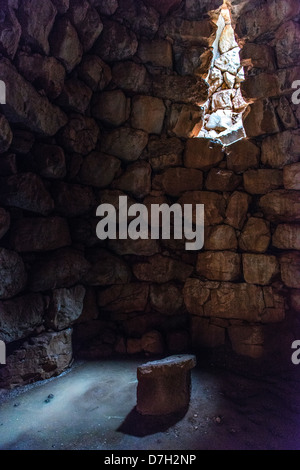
[117,406,188,437]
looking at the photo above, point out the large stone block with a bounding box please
[242,254,280,285]
[272,224,300,250]
[225,191,251,230]
[46,285,86,331]
[59,114,99,155]
[101,127,148,162]
[29,248,90,292]
[196,251,241,282]
[0,59,67,136]
[152,167,203,197]
[136,355,196,416]
[225,139,260,174]
[191,317,225,349]
[0,172,54,215]
[51,182,95,217]
[17,0,57,54]
[56,79,92,114]
[0,248,27,300]
[98,283,149,314]
[243,169,283,194]
[241,72,280,101]
[114,0,159,38]
[283,163,300,190]
[79,151,121,188]
[239,217,271,253]
[259,190,300,223]
[78,55,111,91]
[84,248,131,286]
[243,99,280,137]
[179,191,226,226]
[0,293,44,343]
[10,216,71,253]
[112,161,151,198]
[150,283,183,316]
[49,18,83,73]
[205,168,241,192]
[108,238,160,257]
[275,21,300,68]
[228,325,264,359]
[0,4,21,59]
[280,252,300,289]
[31,144,66,179]
[137,39,173,67]
[112,61,151,94]
[147,136,184,170]
[184,138,224,170]
[90,0,118,15]
[92,90,130,127]
[143,0,182,16]
[0,329,73,389]
[131,95,166,135]
[240,43,276,72]
[168,103,204,138]
[67,0,103,51]
[153,75,209,105]
[133,254,193,283]
[0,115,13,154]
[94,19,138,62]
[261,130,300,168]
[183,278,211,316]
[159,17,217,47]
[203,283,265,322]
[204,225,237,251]
[15,52,66,100]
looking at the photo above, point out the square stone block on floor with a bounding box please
[136,354,196,416]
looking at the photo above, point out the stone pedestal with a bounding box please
[136,354,196,416]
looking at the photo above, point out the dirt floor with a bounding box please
[0,358,299,451]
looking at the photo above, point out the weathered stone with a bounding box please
[259,190,300,223]
[283,163,300,190]
[114,0,159,38]
[183,278,210,316]
[204,283,265,322]
[84,248,131,286]
[0,293,44,343]
[17,0,57,54]
[205,225,237,251]
[276,96,298,130]
[49,18,83,73]
[101,127,148,162]
[208,67,223,95]
[51,182,95,217]
[262,286,286,323]
[10,216,71,252]
[143,0,182,16]
[136,354,196,416]
[0,153,16,176]
[67,0,103,51]
[206,168,241,192]
[225,139,260,173]
[280,252,300,289]
[112,162,151,198]
[275,21,300,68]
[10,130,34,154]
[108,238,160,257]
[78,55,111,91]
[0,329,72,389]
[46,285,86,331]
[79,151,121,188]
[0,4,21,59]
[59,114,99,155]
[243,99,280,137]
[243,169,283,194]
[211,90,234,112]
[0,248,27,300]
[191,317,225,349]
[31,144,66,179]
[112,61,151,94]
[131,95,166,135]
[240,43,276,72]
[243,254,280,285]
[15,52,66,100]
[150,283,183,316]
[197,251,241,282]
[0,173,54,215]
[92,90,130,127]
[137,39,173,67]
[147,136,184,170]
[29,248,90,292]
[94,20,138,62]
[184,138,224,171]
[179,191,226,226]
[228,325,264,359]
[184,0,221,19]
[153,74,209,105]
[232,88,248,112]
[168,104,204,138]
[214,47,241,76]
[56,79,92,114]
[219,24,238,54]
[152,168,203,197]
[90,0,118,15]
[261,131,300,169]
[241,72,280,102]
[0,115,12,153]
[239,218,271,253]
[97,190,136,219]
[0,59,67,136]
[133,255,193,283]
[0,207,10,240]
[140,330,164,355]
[159,17,217,47]
[51,0,69,14]
[273,224,300,250]
[98,283,149,313]
[174,45,213,77]
[225,191,251,230]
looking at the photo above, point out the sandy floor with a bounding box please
[0,358,299,450]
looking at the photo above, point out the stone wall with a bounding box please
[0,0,299,388]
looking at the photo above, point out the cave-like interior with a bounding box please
[0,0,299,451]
